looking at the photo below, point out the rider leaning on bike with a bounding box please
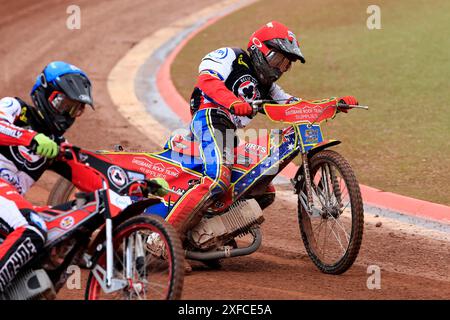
[0,61,93,292]
[167,21,359,237]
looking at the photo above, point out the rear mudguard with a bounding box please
[293,140,341,193]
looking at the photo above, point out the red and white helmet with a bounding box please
[247,21,305,86]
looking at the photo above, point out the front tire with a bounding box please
[85,215,185,300]
[298,150,364,274]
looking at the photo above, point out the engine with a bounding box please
[190,199,264,250]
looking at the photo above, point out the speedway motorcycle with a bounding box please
[0,143,185,300]
[49,99,367,275]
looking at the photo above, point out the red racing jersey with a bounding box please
[0,97,70,194]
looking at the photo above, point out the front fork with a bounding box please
[296,153,322,218]
[301,153,314,208]
[91,185,147,294]
[91,184,128,293]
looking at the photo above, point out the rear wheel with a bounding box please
[47,177,77,205]
[297,150,364,274]
[85,215,185,300]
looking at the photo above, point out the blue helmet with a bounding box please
[30,61,93,135]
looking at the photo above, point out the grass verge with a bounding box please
[172,0,450,205]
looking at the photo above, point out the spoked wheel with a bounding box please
[85,215,184,300]
[298,150,364,274]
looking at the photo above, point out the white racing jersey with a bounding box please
[190,47,299,128]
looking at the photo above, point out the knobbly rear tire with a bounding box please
[298,150,364,275]
[47,177,77,206]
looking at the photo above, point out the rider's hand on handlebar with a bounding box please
[129,178,170,198]
[148,178,170,197]
[31,133,59,159]
[229,101,253,116]
[338,96,358,113]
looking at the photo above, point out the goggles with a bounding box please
[266,50,292,73]
[48,91,85,118]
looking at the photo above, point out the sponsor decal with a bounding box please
[127,171,146,181]
[107,165,129,188]
[171,186,186,195]
[108,190,132,210]
[304,128,319,144]
[221,168,231,181]
[188,179,200,187]
[244,143,267,154]
[39,73,48,88]
[0,124,23,139]
[0,168,22,193]
[18,146,39,162]
[131,157,180,179]
[233,75,260,103]
[10,145,47,172]
[78,94,90,102]
[252,37,262,47]
[239,81,257,101]
[0,98,13,108]
[285,105,325,121]
[60,216,75,229]
[79,152,89,162]
[209,48,228,60]
[29,212,47,232]
[238,54,249,69]
[0,238,36,291]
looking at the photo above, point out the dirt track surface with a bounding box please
[1,0,449,300]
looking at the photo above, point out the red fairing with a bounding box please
[0,120,36,146]
[59,150,105,193]
[196,74,242,109]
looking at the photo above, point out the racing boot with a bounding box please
[145,233,192,274]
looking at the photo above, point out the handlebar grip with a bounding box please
[28,140,38,155]
[337,102,350,108]
[146,179,161,189]
[229,103,261,118]
[62,149,74,160]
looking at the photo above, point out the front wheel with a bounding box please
[297,150,364,274]
[85,215,185,300]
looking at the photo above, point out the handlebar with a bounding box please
[58,142,172,197]
[229,99,369,118]
[337,102,369,110]
[228,99,273,118]
[58,143,78,160]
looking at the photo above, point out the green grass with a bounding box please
[172,0,450,205]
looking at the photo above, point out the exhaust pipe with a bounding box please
[185,228,262,261]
